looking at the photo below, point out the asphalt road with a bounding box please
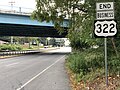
[0,47,71,90]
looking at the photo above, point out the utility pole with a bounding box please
[9,1,15,44]
[19,7,22,13]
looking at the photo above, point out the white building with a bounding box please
[0,40,8,45]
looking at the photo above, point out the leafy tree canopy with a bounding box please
[32,0,120,50]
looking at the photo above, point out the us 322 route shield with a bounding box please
[94,20,117,37]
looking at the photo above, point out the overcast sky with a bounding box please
[0,0,36,8]
[0,0,85,12]
[0,0,36,12]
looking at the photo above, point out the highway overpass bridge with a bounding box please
[0,13,68,38]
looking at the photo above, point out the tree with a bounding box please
[38,37,47,45]
[49,38,56,46]
[31,0,120,51]
[32,0,89,49]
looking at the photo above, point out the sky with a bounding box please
[0,0,85,9]
[0,0,85,13]
[0,0,36,12]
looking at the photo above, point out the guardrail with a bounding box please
[0,9,31,15]
[0,50,40,57]
[0,47,60,58]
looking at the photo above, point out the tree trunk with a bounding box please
[111,38,119,57]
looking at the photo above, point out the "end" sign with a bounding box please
[96,2,114,11]
[96,2,114,20]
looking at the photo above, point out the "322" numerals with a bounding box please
[94,21,117,37]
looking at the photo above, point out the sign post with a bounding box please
[95,2,117,87]
[104,37,108,86]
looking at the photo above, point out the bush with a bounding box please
[0,44,23,51]
[108,56,120,75]
[68,52,89,74]
[66,47,120,82]
[67,48,104,74]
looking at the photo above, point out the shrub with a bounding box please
[66,47,120,82]
[67,52,89,74]
[108,56,120,75]
[67,48,104,73]
[0,44,23,51]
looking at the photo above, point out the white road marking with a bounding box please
[16,55,65,90]
[6,62,19,67]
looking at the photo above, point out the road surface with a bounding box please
[0,47,71,90]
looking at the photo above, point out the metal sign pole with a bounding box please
[104,37,108,86]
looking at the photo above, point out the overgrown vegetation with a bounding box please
[66,47,120,79]
[66,47,120,89]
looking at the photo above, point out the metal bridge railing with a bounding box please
[0,5,34,15]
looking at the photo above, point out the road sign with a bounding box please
[95,2,116,37]
[96,11,114,20]
[94,20,117,37]
[95,2,116,87]
[96,2,114,20]
[96,2,114,11]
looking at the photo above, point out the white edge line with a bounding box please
[16,55,65,90]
